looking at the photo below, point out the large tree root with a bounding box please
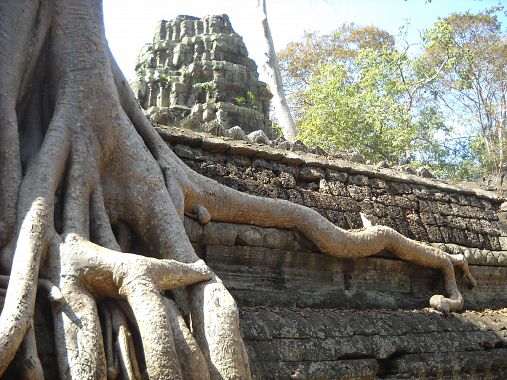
[0,0,476,379]
[46,235,211,379]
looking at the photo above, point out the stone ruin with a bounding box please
[126,14,507,379]
[132,14,276,141]
[133,14,428,166]
[155,125,507,379]
[21,122,507,378]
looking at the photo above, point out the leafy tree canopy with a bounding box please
[279,7,507,181]
[421,6,507,178]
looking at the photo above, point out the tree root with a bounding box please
[0,114,69,374]
[163,298,211,380]
[182,173,475,312]
[46,234,211,379]
[111,48,475,313]
[110,302,141,380]
[0,0,52,249]
[0,275,61,380]
[100,302,119,380]
[100,300,142,380]
[17,322,43,380]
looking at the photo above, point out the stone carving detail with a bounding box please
[133,15,275,139]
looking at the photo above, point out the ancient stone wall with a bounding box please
[24,126,507,379]
[133,15,275,138]
[158,125,507,379]
[160,125,505,252]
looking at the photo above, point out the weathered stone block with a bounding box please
[298,166,324,182]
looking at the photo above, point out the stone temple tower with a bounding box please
[132,14,275,139]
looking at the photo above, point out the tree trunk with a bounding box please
[0,0,475,378]
[256,0,298,141]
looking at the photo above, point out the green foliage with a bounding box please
[158,73,169,86]
[280,9,507,180]
[299,46,438,167]
[277,24,395,120]
[420,6,507,176]
[247,91,257,109]
[233,96,246,107]
[194,81,215,92]
[233,91,258,109]
[271,121,283,138]
[247,91,256,102]
[410,108,486,180]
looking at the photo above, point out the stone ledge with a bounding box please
[198,242,507,310]
[433,243,507,267]
[156,125,504,202]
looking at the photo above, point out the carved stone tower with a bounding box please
[133,14,275,138]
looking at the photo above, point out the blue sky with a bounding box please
[103,0,506,80]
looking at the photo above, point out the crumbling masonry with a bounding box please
[158,125,507,379]
[128,15,507,378]
[132,15,275,139]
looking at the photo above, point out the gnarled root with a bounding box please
[183,173,476,313]
[447,252,477,288]
[17,322,44,380]
[100,300,140,380]
[189,277,251,380]
[110,302,141,380]
[100,302,120,380]
[163,298,211,380]
[0,112,69,374]
[110,48,475,314]
[46,234,211,379]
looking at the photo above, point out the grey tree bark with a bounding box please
[256,0,298,141]
[0,0,475,379]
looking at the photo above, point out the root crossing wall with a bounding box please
[162,125,507,379]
